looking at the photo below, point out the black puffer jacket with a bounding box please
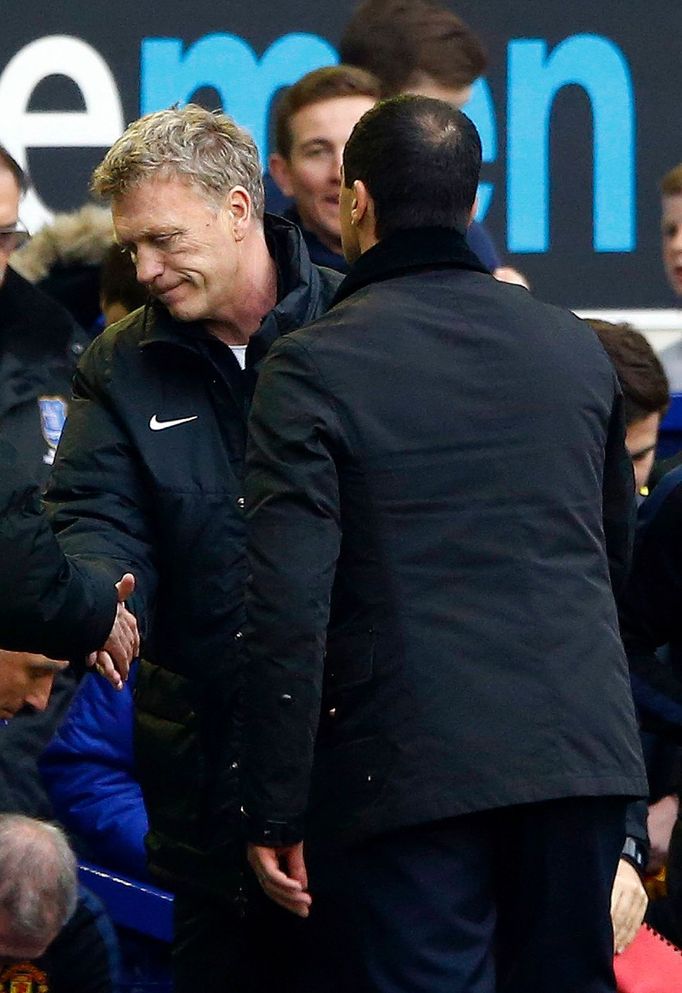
[0,268,104,819]
[46,216,341,897]
[0,266,87,486]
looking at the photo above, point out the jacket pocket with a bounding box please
[134,658,206,835]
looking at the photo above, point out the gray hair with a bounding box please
[91,104,265,219]
[0,815,78,943]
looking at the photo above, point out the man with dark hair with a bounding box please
[269,65,380,271]
[241,96,645,993]
[588,320,670,494]
[339,0,486,104]
[99,242,148,326]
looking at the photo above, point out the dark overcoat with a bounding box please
[242,228,647,847]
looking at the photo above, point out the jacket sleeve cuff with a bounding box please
[242,810,305,847]
[59,561,120,665]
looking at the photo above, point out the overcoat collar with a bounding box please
[331,226,490,307]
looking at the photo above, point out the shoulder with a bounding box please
[314,264,344,307]
[3,266,79,351]
[638,465,682,536]
[79,306,147,369]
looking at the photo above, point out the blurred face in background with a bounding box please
[661,193,682,296]
[0,652,67,718]
[0,166,22,288]
[626,412,661,493]
[402,72,473,109]
[270,94,376,253]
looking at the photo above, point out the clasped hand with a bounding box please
[87,573,139,690]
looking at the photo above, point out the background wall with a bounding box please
[1,0,681,309]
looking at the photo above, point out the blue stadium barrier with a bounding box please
[79,864,173,991]
[78,863,174,942]
[657,393,682,459]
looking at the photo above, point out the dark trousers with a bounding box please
[301,796,627,993]
[173,882,306,993]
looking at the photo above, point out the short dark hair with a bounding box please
[587,320,670,425]
[343,95,481,238]
[0,145,28,195]
[661,164,682,197]
[100,242,148,313]
[274,65,381,160]
[339,0,487,97]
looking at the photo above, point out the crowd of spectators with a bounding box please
[0,1,681,991]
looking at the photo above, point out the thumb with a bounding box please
[115,573,136,602]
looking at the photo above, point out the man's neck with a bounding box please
[205,234,278,346]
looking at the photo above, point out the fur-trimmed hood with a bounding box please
[10,204,113,283]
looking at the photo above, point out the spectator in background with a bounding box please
[0,813,118,993]
[0,814,77,966]
[10,204,113,339]
[658,164,682,391]
[270,66,379,272]
[588,319,672,953]
[339,0,529,287]
[99,242,148,327]
[0,654,68,720]
[0,146,133,815]
[0,146,85,484]
[41,663,149,881]
[588,320,670,496]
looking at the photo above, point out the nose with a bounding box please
[134,245,165,286]
[25,674,55,713]
[330,148,344,183]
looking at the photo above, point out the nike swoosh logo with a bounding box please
[149,414,199,431]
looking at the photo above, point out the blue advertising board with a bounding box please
[1,0,681,306]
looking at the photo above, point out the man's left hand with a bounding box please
[247,841,312,918]
[611,858,648,954]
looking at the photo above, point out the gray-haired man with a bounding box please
[45,104,341,991]
[0,814,77,966]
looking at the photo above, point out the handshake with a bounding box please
[87,572,140,690]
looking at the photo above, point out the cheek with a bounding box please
[291,164,328,199]
[635,453,655,491]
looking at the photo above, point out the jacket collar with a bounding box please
[283,205,349,274]
[139,214,323,353]
[331,226,489,307]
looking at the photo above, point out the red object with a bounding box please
[614,924,682,992]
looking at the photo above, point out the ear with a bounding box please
[226,187,252,241]
[468,197,478,227]
[351,180,371,227]
[268,153,294,198]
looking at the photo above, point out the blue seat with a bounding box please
[78,862,174,943]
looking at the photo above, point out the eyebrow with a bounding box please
[28,660,67,675]
[298,138,333,151]
[629,443,656,461]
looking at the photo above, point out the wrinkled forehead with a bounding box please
[111,173,221,238]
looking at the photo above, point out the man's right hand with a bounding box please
[87,573,139,690]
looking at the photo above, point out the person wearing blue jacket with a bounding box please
[40,663,149,881]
